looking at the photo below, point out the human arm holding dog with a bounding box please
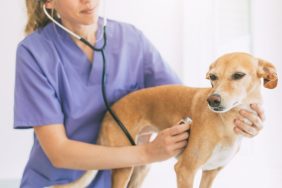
[33,103,265,171]
[33,103,263,171]
[34,122,190,170]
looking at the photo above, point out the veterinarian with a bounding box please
[14,0,265,187]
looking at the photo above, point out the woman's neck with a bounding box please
[61,19,99,63]
[62,19,99,45]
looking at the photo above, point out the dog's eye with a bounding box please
[209,74,218,81]
[232,72,246,80]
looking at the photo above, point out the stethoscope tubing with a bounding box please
[85,27,137,146]
[42,4,136,146]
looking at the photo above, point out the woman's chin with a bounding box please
[80,16,99,25]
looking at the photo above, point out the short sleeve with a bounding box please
[14,45,64,129]
[140,32,182,87]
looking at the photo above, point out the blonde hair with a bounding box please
[25,0,59,35]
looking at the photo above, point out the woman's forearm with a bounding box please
[53,139,150,170]
[35,123,189,170]
[35,124,151,170]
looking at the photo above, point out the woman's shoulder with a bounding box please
[106,18,143,37]
[18,23,59,53]
[16,24,61,70]
[105,18,147,50]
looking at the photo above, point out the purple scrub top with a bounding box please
[14,18,181,188]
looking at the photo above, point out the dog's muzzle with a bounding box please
[207,94,226,112]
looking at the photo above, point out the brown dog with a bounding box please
[54,52,278,188]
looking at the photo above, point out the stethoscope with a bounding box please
[43,4,136,146]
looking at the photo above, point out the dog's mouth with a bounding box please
[208,105,226,113]
[208,101,240,113]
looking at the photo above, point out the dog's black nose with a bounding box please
[207,94,221,107]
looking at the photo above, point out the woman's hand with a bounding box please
[234,104,265,138]
[144,122,190,163]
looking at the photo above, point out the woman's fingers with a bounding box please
[250,103,265,121]
[170,123,190,136]
[173,140,188,151]
[146,119,191,162]
[234,104,265,138]
[239,109,263,131]
[234,119,258,137]
[172,131,189,143]
[234,126,253,138]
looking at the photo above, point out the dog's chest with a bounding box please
[202,137,242,171]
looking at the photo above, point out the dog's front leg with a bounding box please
[174,157,197,188]
[112,167,134,188]
[199,168,222,188]
[174,133,218,188]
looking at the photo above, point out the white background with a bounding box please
[0,0,281,187]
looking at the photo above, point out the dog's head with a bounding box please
[206,52,278,113]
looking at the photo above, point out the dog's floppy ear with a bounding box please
[257,59,278,89]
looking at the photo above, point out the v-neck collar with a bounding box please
[52,18,106,86]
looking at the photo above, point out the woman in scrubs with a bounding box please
[14,0,265,187]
